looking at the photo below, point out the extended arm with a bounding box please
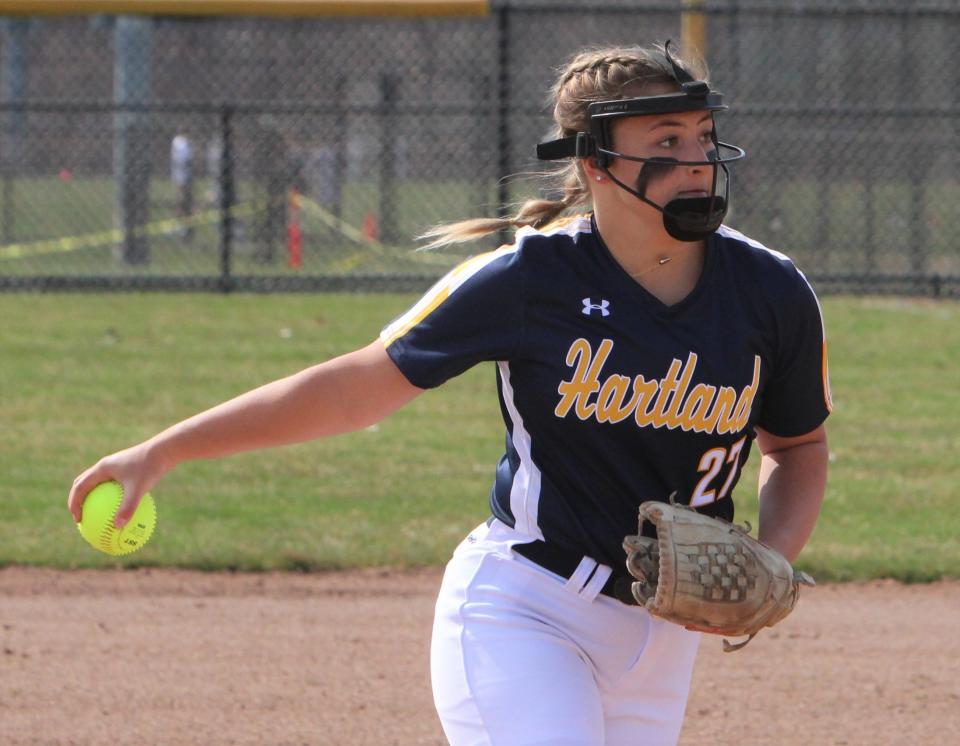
[754,424,829,562]
[68,340,422,525]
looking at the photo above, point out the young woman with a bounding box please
[69,42,830,745]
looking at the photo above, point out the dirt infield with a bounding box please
[1,567,957,746]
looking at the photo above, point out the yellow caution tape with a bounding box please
[0,200,262,261]
[297,196,387,254]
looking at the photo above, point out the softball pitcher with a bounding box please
[69,41,830,745]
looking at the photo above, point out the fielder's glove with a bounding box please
[622,499,815,652]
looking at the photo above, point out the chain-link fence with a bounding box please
[1,1,958,295]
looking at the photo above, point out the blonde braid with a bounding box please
[419,42,705,250]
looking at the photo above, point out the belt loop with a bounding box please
[580,563,613,601]
[563,556,597,596]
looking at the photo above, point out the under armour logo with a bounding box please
[582,298,610,317]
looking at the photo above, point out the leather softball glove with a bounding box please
[622,499,815,652]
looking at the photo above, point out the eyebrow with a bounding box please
[648,114,713,131]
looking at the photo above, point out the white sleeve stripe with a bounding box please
[380,215,591,348]
[380,244,520,347]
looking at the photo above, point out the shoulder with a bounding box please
[491,214,596,289]
[713,226,828,355]
[414,214,592,303]
[714,224,816,301]
[444,215,589,274]
[512,214,593,259]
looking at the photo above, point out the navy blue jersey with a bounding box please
[381,216,832,570]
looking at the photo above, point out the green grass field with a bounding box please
[1,294,957,581]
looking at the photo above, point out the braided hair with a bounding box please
[420,42,707,249]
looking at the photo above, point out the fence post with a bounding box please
[2,19,29,247]
[379,73,398,246]
[864,168,875,271]
[496,5,511,247]
[219,105,235,292]
[901,17,926,276]
[728,0,740,87]
[909,167,928,276]
[0,169,10,247]
[480,73,495,213]
[113,15,153,266]
[333,75,346,224]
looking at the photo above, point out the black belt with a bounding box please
[512,539,638,606]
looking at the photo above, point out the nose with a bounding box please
[682,142,717,183]
[681,141,713,171]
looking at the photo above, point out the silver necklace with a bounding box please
[629,255,672,280]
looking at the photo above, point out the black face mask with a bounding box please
[601,142,740,242]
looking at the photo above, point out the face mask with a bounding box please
[603,142,740,242]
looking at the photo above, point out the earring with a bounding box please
[595,176,602,182]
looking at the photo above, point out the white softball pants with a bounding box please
[431,519,700,746]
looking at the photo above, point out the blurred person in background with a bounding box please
[170,130,195,242]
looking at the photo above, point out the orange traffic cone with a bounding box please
[362,211,380,242]
[287,188,302,269]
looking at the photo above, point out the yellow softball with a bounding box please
[76,481,157,556]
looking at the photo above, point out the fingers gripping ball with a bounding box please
[77,481,157,556]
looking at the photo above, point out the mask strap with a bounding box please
[600,166,669,216]
[663,40,695,84]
